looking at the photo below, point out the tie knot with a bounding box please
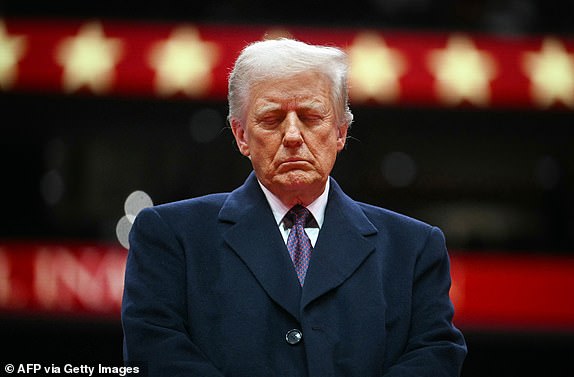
[285,205,316,228]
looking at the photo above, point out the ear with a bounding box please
[230,118,250,157]
[336,124,349,151]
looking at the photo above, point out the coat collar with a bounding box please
[218,172,378,319]
[301,178,378,309]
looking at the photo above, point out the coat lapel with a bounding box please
[218,173,379,319]
[301,178,378,310]
[219,172,302,320]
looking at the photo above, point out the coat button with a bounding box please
[285,329,303,345]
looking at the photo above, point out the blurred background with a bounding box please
[1,1,573,376]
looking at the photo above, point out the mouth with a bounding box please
[278,158,311,169]
[283,157,307,163]
[280,157,311,165]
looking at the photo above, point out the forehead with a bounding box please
[249,71,333,111]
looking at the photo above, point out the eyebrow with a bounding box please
[255,102,282,115]
[255,99,327,115]
[298,100,327,112]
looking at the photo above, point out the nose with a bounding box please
[282,112,304,147]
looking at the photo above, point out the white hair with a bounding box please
[227,38,353,127]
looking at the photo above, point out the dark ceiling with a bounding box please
[2,0,574,35]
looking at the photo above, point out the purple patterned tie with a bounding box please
[285,205,314,286]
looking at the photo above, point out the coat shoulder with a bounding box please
[353,201,448,268]
[145,193,229,224]
[355,201,437,237]
[157,192,228,209]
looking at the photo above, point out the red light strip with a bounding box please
[0,242,126,318]
[1,18,574,109]
[1,242,573,330]
[451,252,574,331]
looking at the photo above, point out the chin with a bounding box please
[276,171,322,191]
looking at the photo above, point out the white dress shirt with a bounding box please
[257,179,329,247]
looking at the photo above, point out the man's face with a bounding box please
[231,71,348,206]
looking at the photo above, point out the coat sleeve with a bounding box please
[383,227,467,377]
[121,207,224,377]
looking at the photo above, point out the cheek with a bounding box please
[310,141,339,170]
[318,131,342,154]
[250,135,280,160]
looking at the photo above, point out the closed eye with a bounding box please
[259,116,283,127]
[299,112,324,125]
[256,110,285,128]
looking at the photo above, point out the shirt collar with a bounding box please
[258,178,329,229]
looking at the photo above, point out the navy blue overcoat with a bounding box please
[122,172,467,376]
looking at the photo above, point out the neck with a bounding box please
[282,183,329,208]
[278,191,322,208]
[263,180,328,208]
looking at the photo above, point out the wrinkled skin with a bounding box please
[231,71,348,207]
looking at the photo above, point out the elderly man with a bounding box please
[122,38,467,376]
